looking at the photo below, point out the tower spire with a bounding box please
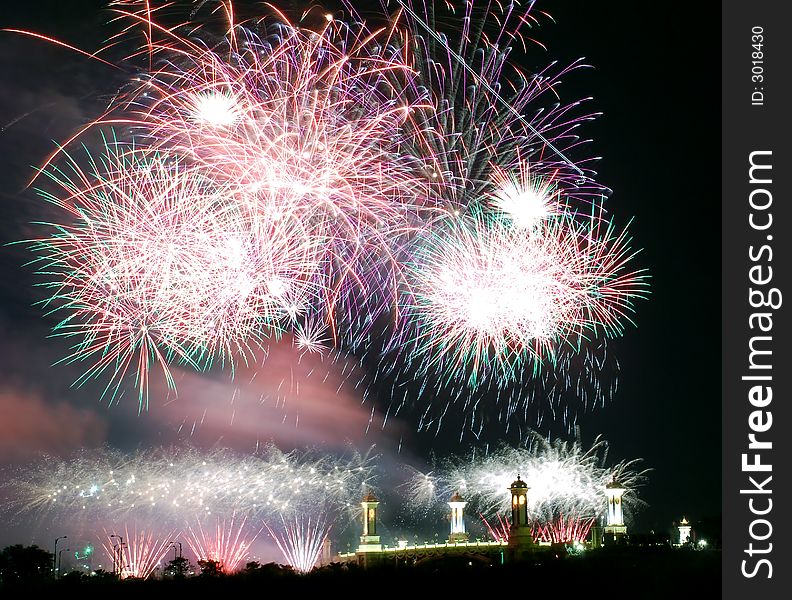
[604,477,627,540]
[448,491,469,543]
[506,474,533,561]
[358,489,381,551]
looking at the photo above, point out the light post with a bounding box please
[53,536,67,578]
[170,541,182,561]
[58,548,70,579]
[110,534,124,577]
[168,541,184,577]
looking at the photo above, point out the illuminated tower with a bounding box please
[507,475,533,560]
[448,491,469,543]
[319,538,332,567]
[678,517,692,545]
[358,490,381,551]
[604,478,627,537]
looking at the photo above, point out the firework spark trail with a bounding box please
[8,445,374,527]
[480,512,510,543]
[393,0,585,180]
[383,0,610,213]
[405,433,649,526]
[266,514,330,573]
[185,513,258,573]
[531,513,595,543]
[102,524,176,579]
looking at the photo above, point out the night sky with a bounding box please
[0,0,720,553]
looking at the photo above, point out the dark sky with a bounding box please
[531,1,721,534]
[0,0,720,548]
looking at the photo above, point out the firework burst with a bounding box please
[105,0,436,331]
[22,0,438,406]
[399,204,645,385]
[102,524,176,579]
[29,141,322,405]
[266,514,330,573]
[364,0,648,434]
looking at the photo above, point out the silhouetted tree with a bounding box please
[241,561,295,579]
[60,570,86,583]
[164,555,192,578]
[197,559,223,577]
[0,544,53,584]
[91,568,118,581]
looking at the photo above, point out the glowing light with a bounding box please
[188,91,241,128]
[489,162,561,230]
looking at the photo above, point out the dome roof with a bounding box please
[449,491,464,502]
[510,475,528,490]
[606,478,625,490]
[362,490,378,503]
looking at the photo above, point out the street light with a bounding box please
[169,541,182,561]
[110,534,124,577]
[58,548,70,579]
[53,536,67,578]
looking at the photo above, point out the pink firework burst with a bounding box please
[185,514,260,573]
[32,142,320,405]
[401,200,647,385]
